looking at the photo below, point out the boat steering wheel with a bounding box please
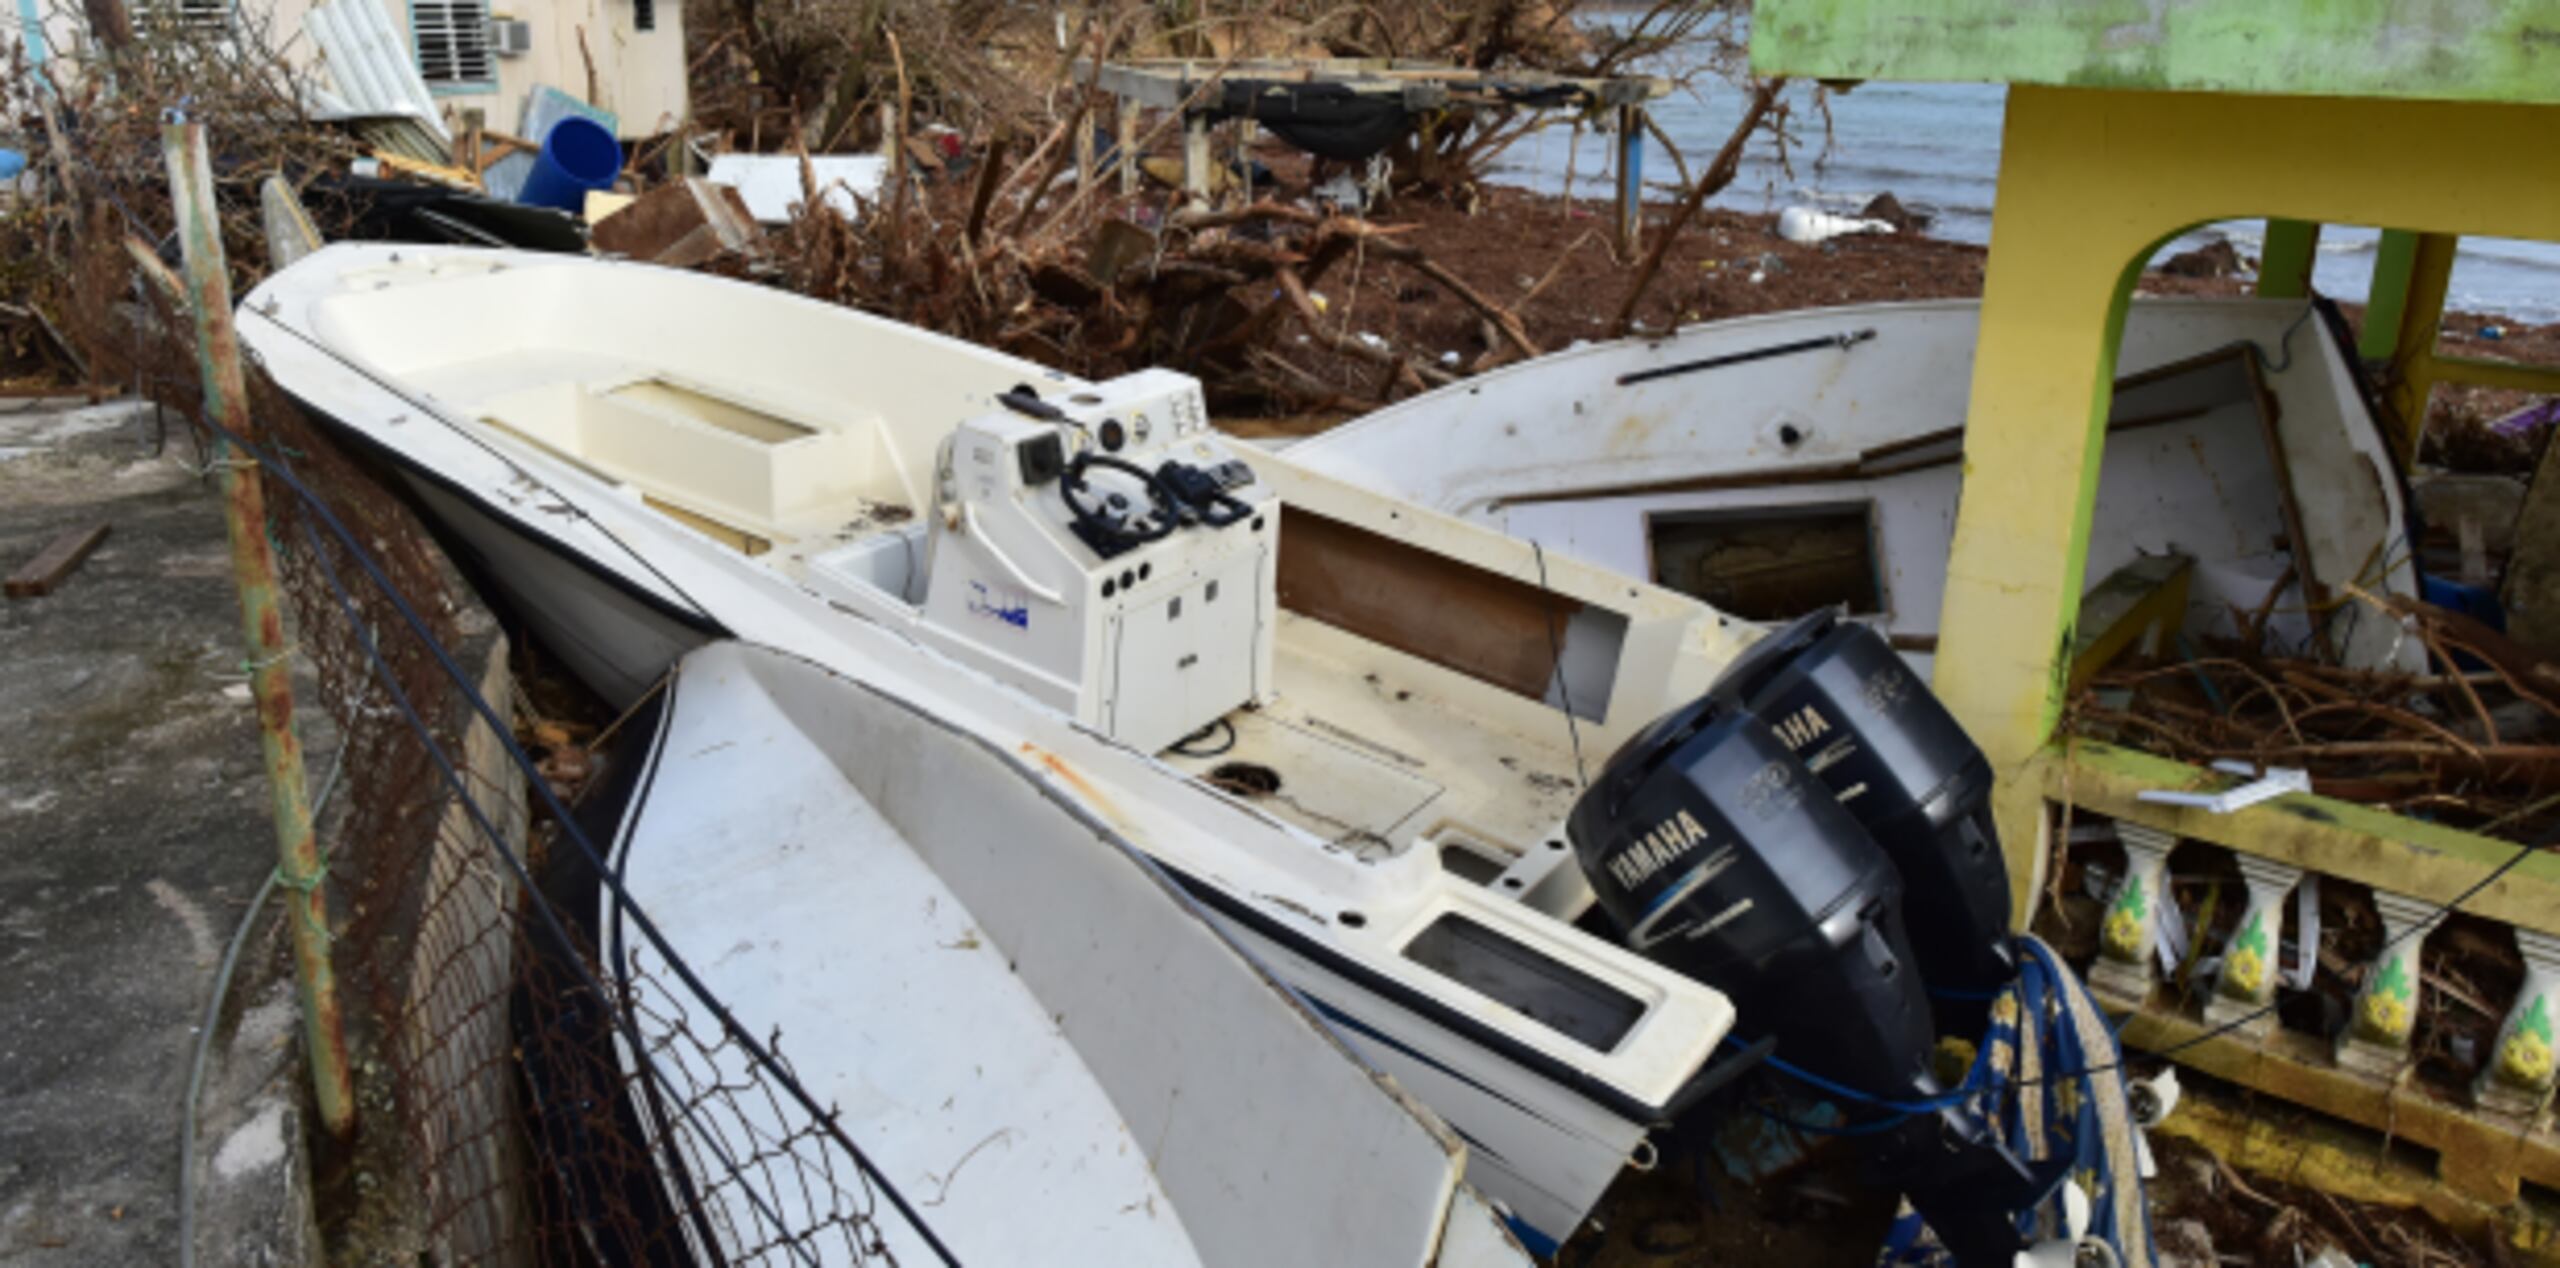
[1061,452,1180,554]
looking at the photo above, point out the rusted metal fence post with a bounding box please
[160,119,357,1138]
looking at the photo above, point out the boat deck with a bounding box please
[1164,611,1588,876]
[422,351,1594,886]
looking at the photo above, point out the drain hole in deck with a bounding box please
[1208,762,1282,797]
[1439,844,1509,886]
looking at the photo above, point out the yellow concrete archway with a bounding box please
[1935,85,2560,913]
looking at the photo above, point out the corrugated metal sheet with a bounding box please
[352,114,458,167]
[305,0,450,147]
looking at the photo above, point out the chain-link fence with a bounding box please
[230,342,951,1265]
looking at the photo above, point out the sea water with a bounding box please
[1489,76,2560,324]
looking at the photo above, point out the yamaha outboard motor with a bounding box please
[1566,695,1940,1112]
[1712,609,2015,1031]
[1570,693,2054,1264]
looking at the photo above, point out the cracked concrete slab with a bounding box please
[0,399,318,1267]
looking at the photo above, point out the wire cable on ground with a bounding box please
[178,736,346,1268]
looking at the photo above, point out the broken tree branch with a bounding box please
[1609,77,1784,339]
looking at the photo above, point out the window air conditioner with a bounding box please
[488,17,531,57]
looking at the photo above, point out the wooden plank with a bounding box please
[1276,508,1572,703]
[0,385,118,401]
[6,521,109,598]
[2118,1002,2560,1205]
[2066,552,2191,690]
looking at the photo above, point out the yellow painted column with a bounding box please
[2386,232,2461,463]
[1920,86,2560,927]
[2256,219,2322,299]
[1930,89,2170,921]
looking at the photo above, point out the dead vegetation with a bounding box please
[2065,589,2560,843]
[5,0,1818,419]
[678,2,1802,413]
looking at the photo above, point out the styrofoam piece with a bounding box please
[707,153,887,222]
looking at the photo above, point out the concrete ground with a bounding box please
[0,399,315,1266]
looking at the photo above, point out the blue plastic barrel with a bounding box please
[514,116,622,211]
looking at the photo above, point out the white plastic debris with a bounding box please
[1356,332,1388,351]
[1313,172,1366,210]
[1438,351,1461,367]
[2013,1180,2111,1268]
[2135,759,2312,814]
[2127,1066,2181,1127]
[708,154,887,223]
[1776,205,1896,246]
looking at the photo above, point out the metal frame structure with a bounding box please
[1074,57,1667,251]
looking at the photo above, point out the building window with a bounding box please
[410,0,494,91]
[633,0,654,33]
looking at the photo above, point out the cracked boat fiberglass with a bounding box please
[240,245,1755,1249]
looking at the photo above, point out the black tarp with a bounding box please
[1210,81,1413,162]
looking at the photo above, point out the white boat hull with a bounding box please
[598,640,1534,1267]
[405,474,715,706]
[300,402,1684,1251]
[244,246,1744,1252]
[1286,297,2425,674]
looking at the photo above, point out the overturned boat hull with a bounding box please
[573,640,1531,1267]
[1285,297,2424,674]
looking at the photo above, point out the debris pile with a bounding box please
[2066,591,2560,843]
[3,0,1814,422]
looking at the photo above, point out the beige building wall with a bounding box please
[5,0,685,140]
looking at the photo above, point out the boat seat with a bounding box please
[475,376,898,536]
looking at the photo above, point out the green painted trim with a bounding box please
[2037,236,2167,733]
[2360,227,2422,361]
[2040,740,2560,932]
[427,81,498,97]
[2255,218,2320,300]
[1750,0,2560,106]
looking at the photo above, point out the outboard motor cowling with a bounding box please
[1565,696,1937,1102]
[1711,609,2015,1028]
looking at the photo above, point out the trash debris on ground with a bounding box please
[588,178,762,265]
[706,153,888,222]
[1776,204,1896,245]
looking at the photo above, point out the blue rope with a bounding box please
[1747,1101,1914,1137]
